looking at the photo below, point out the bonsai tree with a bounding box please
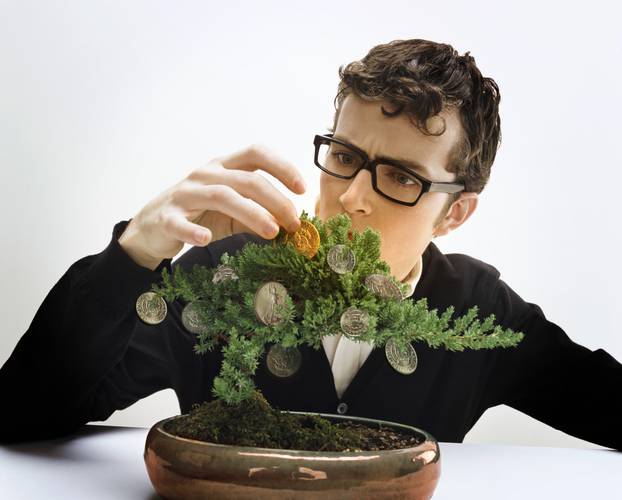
[149,211,524,451]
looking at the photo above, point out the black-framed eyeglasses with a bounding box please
[313,133,466,207]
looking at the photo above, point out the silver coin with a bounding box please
[266,344,302,377]
[340,307,369,338]
[327,244,356,274]
[135,291,167,325]
[253,281,290,326]
[212,265,239,284]
[385,337,418,375]
[181,301,209,334]
[364,274,403,300]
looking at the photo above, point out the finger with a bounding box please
[164,211,214,246]
[216,169,300,233]
[190,160,302,233]
[181,184,282,239]
[216,144,307,195]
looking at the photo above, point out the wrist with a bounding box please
[117,219,163,271]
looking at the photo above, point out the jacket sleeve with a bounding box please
[485,276,622,451]
[0,219,183,444]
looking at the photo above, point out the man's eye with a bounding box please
[390,172,417,186]
[333,152,355,165]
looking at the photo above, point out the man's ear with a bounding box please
[433,192,479,238]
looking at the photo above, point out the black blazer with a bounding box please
[1,219,620,449]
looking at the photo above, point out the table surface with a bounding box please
[1,424,620,499]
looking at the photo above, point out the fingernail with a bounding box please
[195,230,209,243]
[266,222,280,236]
[288,219,300,233]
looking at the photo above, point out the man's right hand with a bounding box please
[118,144,307,270]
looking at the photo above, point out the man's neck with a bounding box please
[400,255,424,299]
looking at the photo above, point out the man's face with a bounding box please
[317,93,473,281]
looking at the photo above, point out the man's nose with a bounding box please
[339,169,373,215]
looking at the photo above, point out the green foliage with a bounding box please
[151,211,524,405]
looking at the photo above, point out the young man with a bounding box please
[1,39,620,449]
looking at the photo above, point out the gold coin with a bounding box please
[284,220,320,258]
[136,291,167,325]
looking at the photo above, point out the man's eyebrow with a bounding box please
[332,134,433,178]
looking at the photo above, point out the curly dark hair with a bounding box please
[330,38,501,217]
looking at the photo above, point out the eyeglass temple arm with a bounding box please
[428,183,465,194]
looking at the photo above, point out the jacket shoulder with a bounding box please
[416,242,504,318]
[423,242,501,291]
[445,251,501,284]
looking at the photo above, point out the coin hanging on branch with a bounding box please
[364,274,404,300]
[284,220,320,259]
[340,306,369,338]
[253,281,290,326]
[136,291,167,325]
[385,337,418,375]
[327,244,356,274]
[266,344,302,377]
[212,265,238,284]
[181,301,209,334]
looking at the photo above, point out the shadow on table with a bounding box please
[0,424,144,462]
[142,493,162,500]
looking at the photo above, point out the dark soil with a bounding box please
[163,391,425,452]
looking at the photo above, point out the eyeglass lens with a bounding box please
[317,140,422,203]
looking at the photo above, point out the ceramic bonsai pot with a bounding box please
[144,411,441,499]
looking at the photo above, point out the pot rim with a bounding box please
[152,410,439,457]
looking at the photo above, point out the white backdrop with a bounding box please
[1,0,620,450]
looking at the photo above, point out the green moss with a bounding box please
[162,390,422,452]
